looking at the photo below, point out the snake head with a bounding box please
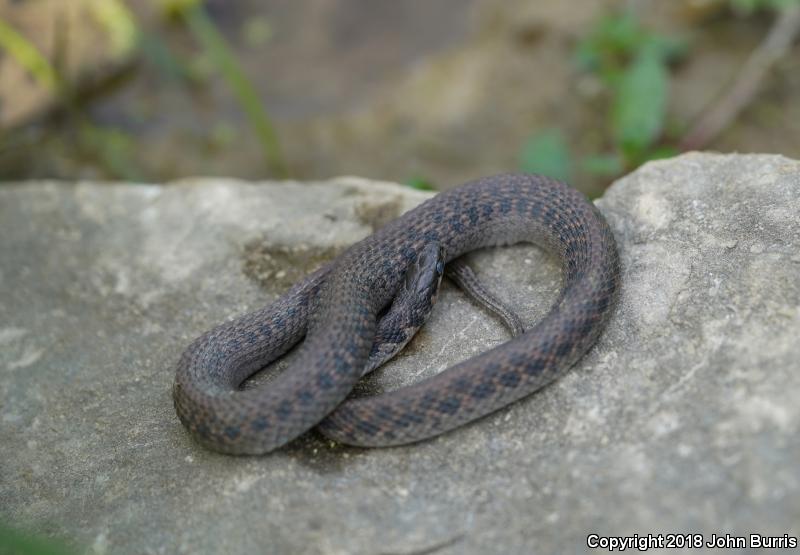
[402,243,446,309]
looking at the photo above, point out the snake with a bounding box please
[172,174,620,455]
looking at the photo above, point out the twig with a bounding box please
[680,4,800,151]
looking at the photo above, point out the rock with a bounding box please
[1,153,799,553]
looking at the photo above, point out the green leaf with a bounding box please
[88,0,138,56]
[573,11,641,71]
[573,40,601,71]
[612,46,668,159]
[0,19,60,92]
[642,34,689,63]
[405,177,436,191]
[581,154,624,177]
[519,129,573,183]
[596,11,641,53]
[643,146,679,162]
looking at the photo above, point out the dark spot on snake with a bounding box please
[424,229,439,242]
[404,410,425,425]
[394,410,418,428]
[376,404,395,422]
[333,354,350,376]
[524,358,546,376]
[297,390,314,406]
[452,377,472,394]
[277,400,293,420]
[317,372,335,390]
[438,396,461,415]
[508,352,527,368]
[419,391,438,410]
[499,370,521,388]
[449,215,465,233]
[251,416,270,431]
[224,426,241,440]
[483,362,502,379]
[555,341,572,359]
[356,419,379,436]
[471,380,496,400]
[467,206,480,225]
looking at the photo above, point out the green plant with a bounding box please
[519,129,572,183]
[1,0,287,181]
[88,0,138,56]
[0,19,61,93]
[405,176,436,191]
[0,522,75,555]
[729,0,800,14]
[173,1,288,178]
[519,11,686,187]
[0,12,144,181]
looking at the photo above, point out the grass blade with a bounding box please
[182,5,288,177]
[0,18,60,92]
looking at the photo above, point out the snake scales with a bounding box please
[173,174,620,455]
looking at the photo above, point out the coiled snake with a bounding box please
[173,174,620,454]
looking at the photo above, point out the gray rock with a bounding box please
[1,153,799,554]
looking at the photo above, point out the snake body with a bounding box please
[173,174,620,454]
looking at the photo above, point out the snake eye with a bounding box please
[436,261,445,275]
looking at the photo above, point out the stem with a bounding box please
[680,4,800,151]
[183,5,288,178]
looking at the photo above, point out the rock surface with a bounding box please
[1,153,799,554]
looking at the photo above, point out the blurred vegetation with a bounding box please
[520,10,687,189]
[405,176,437,191]
[0,523,74,555]
[0,1,142,180]
[0,19,61,92]
[0,0,797,189]
[730,0,799,12]
[171,0,287,177]
[519,0,799,190]
[0,0,287,181]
